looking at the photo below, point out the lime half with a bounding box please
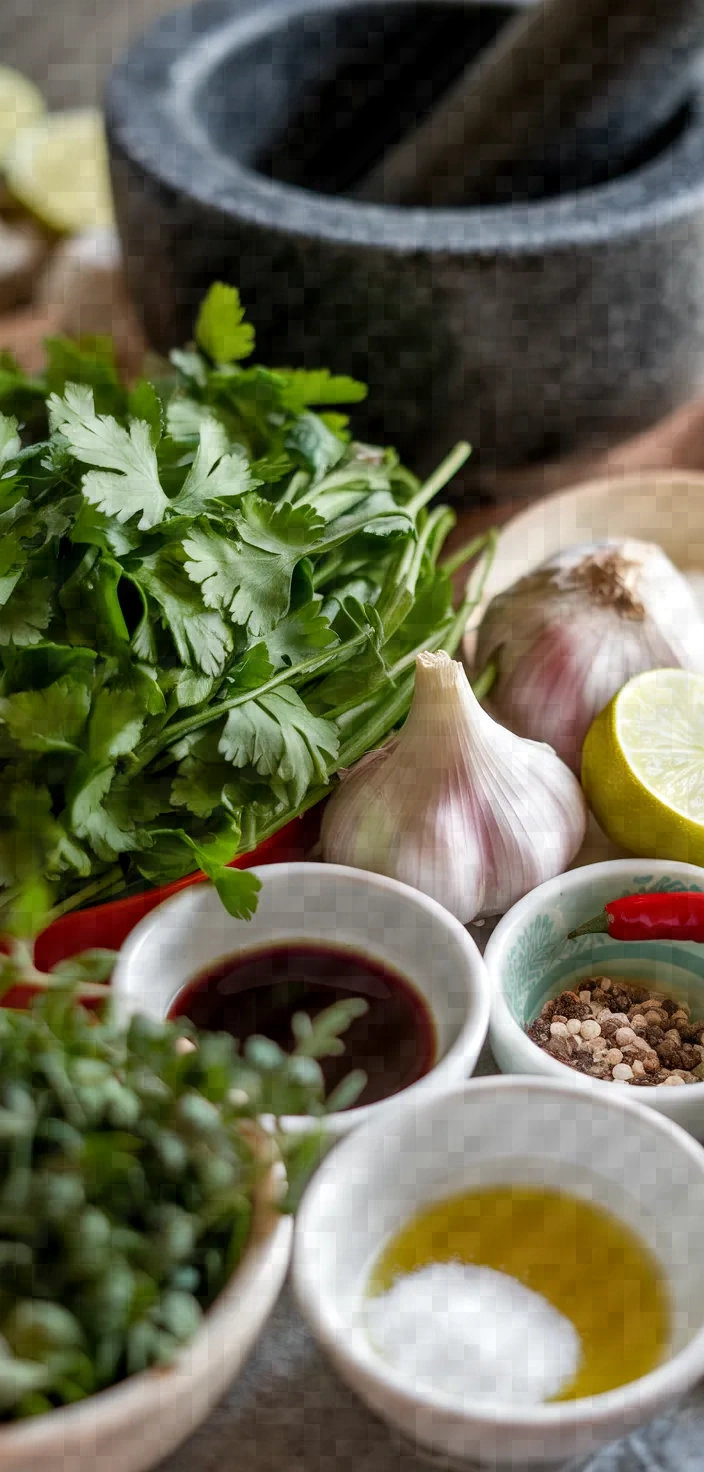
[5,108,114,232]
[0,67,45,167]
[582,668,704,865]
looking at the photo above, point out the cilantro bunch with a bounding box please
[0,986,361,1419]
[0,284,492,949]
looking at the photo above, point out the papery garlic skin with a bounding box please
[320,651,587,923]
[475,539,704,772]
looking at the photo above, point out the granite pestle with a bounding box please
[356,0,704,206]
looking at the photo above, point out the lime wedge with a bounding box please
[582,668,704,864]
[4,108,114,233]
[0,67,45,167]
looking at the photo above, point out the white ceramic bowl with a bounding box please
[0,1173,291,1472]
[293,1076,704,1471]
[111,862,490,1135]
[485,858,704,1137]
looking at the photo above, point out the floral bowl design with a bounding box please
[484,859,704,1137]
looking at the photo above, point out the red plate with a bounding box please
[32,808,322,973]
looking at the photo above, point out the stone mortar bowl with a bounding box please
[106,0,704,474]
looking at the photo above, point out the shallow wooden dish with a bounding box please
[465,469,704,629]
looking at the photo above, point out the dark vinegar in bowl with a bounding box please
[168,942,436,1108]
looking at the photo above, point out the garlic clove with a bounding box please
[321,650,587,924]
[475,539,704,771]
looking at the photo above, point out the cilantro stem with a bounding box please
[471,659,497,702]
[424,507,457,568]
[373,505,451,636]
[441,531,496,578]
[465,526,498,608]
[322,616,455,721]
[337,670,415,765]
[406,442,471,515]
[46,866,124,924]
[131,633,372,771]
[3,938,112,1000]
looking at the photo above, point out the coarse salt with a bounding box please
[365,1262,581,1406]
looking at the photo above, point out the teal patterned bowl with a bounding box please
[485,859,704,1138]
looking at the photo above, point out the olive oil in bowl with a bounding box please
[366,1186,670,1404]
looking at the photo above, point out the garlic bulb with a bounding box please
[321,650,587,923]
[475,539,704,772]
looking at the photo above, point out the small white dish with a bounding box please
[485,858,704,1137]
[0,1170,290,1472]
[293,1076,704,1471]
[111,862,491,1135]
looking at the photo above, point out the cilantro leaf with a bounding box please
[69,762,142,862]
[0,535,27,607]
[87,687,146,762]
[170,349,208,387]
[127,380,164,445]
[0,779,60,885]
[219,685,338,804]
[48,826,92,878]
[286,413,345,477]
[59,550,130,653]
[48,384,169,530]
[170,754,233,818]
[173,416,256,515]
[172,668,217,708]
[195,284,255,365]
[136,551,233,675]
[0,414,20,467]
[227,642,275,691]
[261,569,337,669]
[0,577,52,648]
[183,495,326,636]
[69,502,142,559]
[0,676,91,754]
[5,642,96,692]
[166,396,212,440]
[278,370,367,413]
[208,861,261,920]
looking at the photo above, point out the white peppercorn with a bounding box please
[612,1063,634,1081]
[604,1048,623,1067]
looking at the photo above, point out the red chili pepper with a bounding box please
[569,891,704,942]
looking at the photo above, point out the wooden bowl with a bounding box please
[466,470,704,637]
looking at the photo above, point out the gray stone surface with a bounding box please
[107,0,704,474]
[156,1250,704,1472]
[153,951,704,1472]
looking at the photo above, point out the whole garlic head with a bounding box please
[475,539,704,771]
[320,650,587,924]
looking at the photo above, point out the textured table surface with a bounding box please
[153,1030,704,1472]
[158,1262,704,1472]
[156,1280,704,1472]
[3,13,704,1464]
